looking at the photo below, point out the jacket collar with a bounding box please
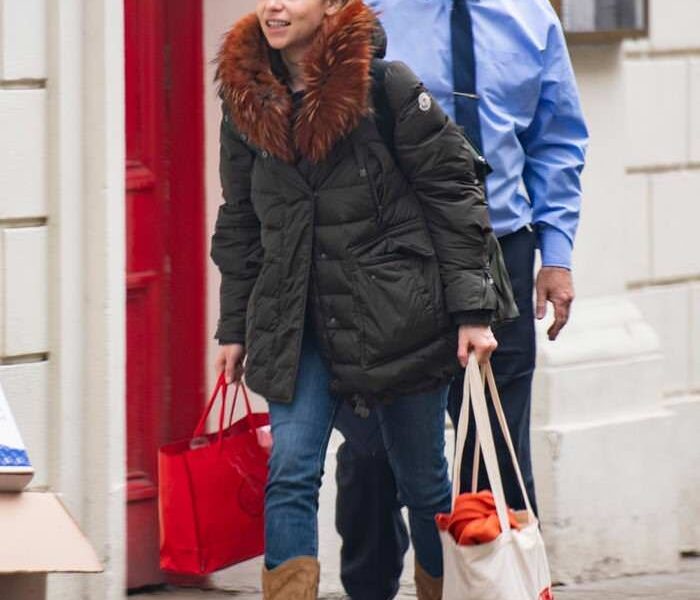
[215,1,377,164]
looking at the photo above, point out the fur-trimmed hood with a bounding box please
[215,0,378,164]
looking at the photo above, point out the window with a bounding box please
[551,0,649,43]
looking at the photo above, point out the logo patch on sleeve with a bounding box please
[418,92,432,112]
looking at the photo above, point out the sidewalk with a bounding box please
[137,432,700,600]
[134,556,700,599]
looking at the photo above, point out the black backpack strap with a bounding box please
[370,58,395,152]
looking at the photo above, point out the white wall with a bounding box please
[621,0,700,553]
[532,0,700,577]
[622,0,700,388]
[1,0,126,598]
[0,0,50,487]
[569,44,628,297]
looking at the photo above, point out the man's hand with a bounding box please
[457,325,498,367]
[214,343,246,384]
[535,267,575,341]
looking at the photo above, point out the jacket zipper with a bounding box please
[352,139,385,225]
[289,186,317,402]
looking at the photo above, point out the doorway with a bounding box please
[124,0,206,588]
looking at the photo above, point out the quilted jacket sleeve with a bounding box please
[384,61,498,316]
[210,107,262,344]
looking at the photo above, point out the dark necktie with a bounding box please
[450,0,483,153]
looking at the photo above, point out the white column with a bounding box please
[533,298,678,582]
[46,0,84,525]
[43,0,126,598]
[44,0,87,597]
[533,41,681,581]
[622,0,700,557]
[79,0,126,598]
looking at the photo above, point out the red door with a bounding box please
[125,0,205,589]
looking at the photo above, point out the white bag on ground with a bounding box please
[439,357,554,600]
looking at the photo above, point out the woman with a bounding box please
[212,0,511,597]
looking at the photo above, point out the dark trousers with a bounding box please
[334,227,537,599]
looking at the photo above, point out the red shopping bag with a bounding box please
[158,374,271,575]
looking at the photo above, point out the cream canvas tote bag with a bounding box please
[440,357,554,600]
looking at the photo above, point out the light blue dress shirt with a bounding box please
[366,0,589,268]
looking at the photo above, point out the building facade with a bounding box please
[0,0,698,597]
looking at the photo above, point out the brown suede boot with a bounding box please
[262,556,320,600]
[414,561,443,600]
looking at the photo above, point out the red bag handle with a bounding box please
[227,382,255,429]
[193,372,227,438]
[193,373,258,445]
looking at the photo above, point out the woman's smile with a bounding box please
[256,0,341,53]
[266,19,291,28]
[264,18,291,37]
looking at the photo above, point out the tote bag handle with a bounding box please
[193,373,257,444]
[452,356,535,534]
[466,364,535,517]
[483,362,535,517]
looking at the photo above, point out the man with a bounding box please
[333,1,589,598]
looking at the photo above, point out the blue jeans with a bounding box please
[265,331,451,577]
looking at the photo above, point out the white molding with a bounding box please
[44,2,86,598]
[46,0,84,511]
[81,0,126,597]
[45,0,126,598]
[534,296,680,581]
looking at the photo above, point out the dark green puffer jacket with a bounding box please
[212,2,517,406]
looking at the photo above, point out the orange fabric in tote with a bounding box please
[436,490,521,546]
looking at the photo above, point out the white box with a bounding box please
[0,382,33,491]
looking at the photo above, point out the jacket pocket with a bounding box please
[348,217,433,258]
[351,247,439,369]
[349,218,443,367]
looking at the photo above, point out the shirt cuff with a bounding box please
[537,224,573,269]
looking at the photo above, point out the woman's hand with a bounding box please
[457,325,498,367]
[214,343,246,384]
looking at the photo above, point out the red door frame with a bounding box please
[162,4,207,588]
[125,0,205,588]
[163,0,206,442]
